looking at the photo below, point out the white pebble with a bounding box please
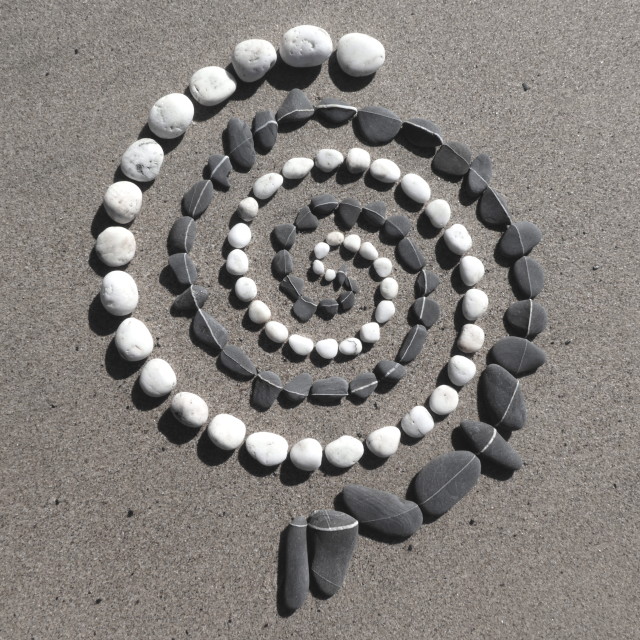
[100,270,138,316]
[245,432,288,467]
[121,138,164,183]
[444,223,473,255]
[380,277,399,300]
[429,385,459,415]
[312,259,325,276]
[265,320,288,344]
[457,324,485,353]
[171,392,208,428]
[290,438,323,472]
[189,66,236,106]
[103,181,142,224]
[462,288,489,321]
[324,268,336,282]
[234,277,257,302]
[325,231,344,247]
[400,173,431,204]
[315,148,344,172]
[95,226,136,267]
[288,334,314,356]
[375,300,396,324]
[339,337,363,356]
[346,148,371,174]
[373,257,392,278]
[424,199,451,228]
[324,435,364,468]
[252,172,283,200]
[207,414,246,450]
[359,241,378,261]
[343,234,362,253]
[459,256,485,286]
[366,426,401,457]
[227,222,251,249]
[226,249,249,276]
[148,93,194,139]
[114,317,154,362]
[369,158,401,183]
[315,338,339,360]
[231,39,277,82]
[282,157,314,180]
[237,197,259,222]
[280,25,333,67]
[401,406,434,438]
[314,242,331,259]
[248,300,271,324]
[336,33,385,77]
[138,358,176,397]
[360,322,381,343]
[447,355,477,386]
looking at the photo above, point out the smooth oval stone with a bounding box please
[226,249,249,276]
[245,432,288,466]
[414,451,481,517]
[227,223,251,249]
[280,274,305,300]
[397,237,426,272]
[310,377,349,404]
[276,88,314,123]
[172,285,208,314]
[336,33,385,76]
[374,360,406,385]
[397,325,428,364]
[479,364,526,430]
[366,425,401,457]
[310,193,339,216]
[189,66,236,106]
[460,420,523,471]
[100,270,138,316]
[182,179,213,218]
[360,200,387,229]
[465,153,492,197]
[431,141,472,177]
[315,97,357,124]
[288,334,314,357]
[358,241,378,261]
[402,118,443,147]
[349,372,378,400]
[412,297,440,328]
[356,106,402,145]
[252,172,283,200]
[121,138,163,182]
[103,181,142,224]
[192,309,228,353]
[369,158,401,183]
[148,93,194,139]
[290,439,323,472]
[282,373,313,404]
[400,173,431,204]
[252,370,283,410]
[283,517,310,612]
[504,299,548,337]
[252,110,278,152]
[171,392,208,428]
[282,157,314,180]
[337,290,356,311]
[383,215,412,243]
[308,510,358,597]
[512,256,544,299]
[114,317,154,362]
[360,322,381,343]
[315,338,339,360]
[315,148,344,172]
[294,205,319,232]
[339,337,363,357]
[207,414,246,450]
[373,257,393,278]
[335,198,361,229]
[272,223,297,250]
[489,336,547,376]
[342,485,422,538]
[462,288,489,322]
[457,323,485,353]
[219,344,257,380]
[226,118,255,171]
[312,259,325,277]
[95,226,136,267]
[293,296,317,322]
[346,147,371,174]
[168,217,196,254]
[447,355,477,386]
[280,25,333,67]
[265,320,289,344]
[326,231,344,248]
[443,223,473,255]
[459,256,485,287]
[498,222,543,260]
[272,249,294,279]
[237,197,259,222]
[424,199,451,229]
[248,300,271,324]
[429,385,459,415]
[207,154,232,189]
[401,405,434,438]
[232,39,277,82]
[138,358,176,397]
[478,188,512,227]
[415,269,440,297]
[375,300,395,324]
[325,436,365,468]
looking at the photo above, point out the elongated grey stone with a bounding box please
[272,250,294,279]
[335,198,361,229]
[478,364,526,430]
[411,297,440,328]
[252,110,277,152]
[292,296,317,322]
[489,336,547,376]
[512,256,544,299]
[460,420,523,471]
[172,285,208,314]
[356,106,402,145]
[432,141,472,177]
[272,223,297,250]
[167,217,196,254]
[478,188,511,227]
[192,309,228,352]
[206,154,232,189]
[276,89,314,123]
[310,377,349,403]
[226,118,255,171]
[294,205,319,231]
[280,274,305,301]
[282,373,313,403]
[383,215,412,243]
[414,451,481,517]
[335,263,349,286]
[415,269,440,297]
[360,200,387,228]
[182,180,214,218]
[315,98,357,124]
[310,193,339,216]
[337,290,356,311]
[349,372,378,400]
[397,325,428,364]
[344,276,360,293]
[251,370,282,410]
[317,298,339,318]
[342,485,422,538]
[374,360,406,384]
[465,153,492,197]
[402,118,443,147]
[219,344,257,380]
[282,517,309,612]
[397,237,426,272]
[505,299,548,337]
[498,222,542,260]
[168,252,197,285]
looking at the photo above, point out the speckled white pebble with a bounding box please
[373,257,392,278]
[343,234,362,253]
[103,181,142,224]
[189,66,236,106]
[459,256,485,286]
[324,268,336,282]
[401,406,434,438]
[100,270,139,316]
[325,231,344,247]
[375,300,395,324]
[252,173,283,200]
[121,138,164,182]
[314,242,331,259]
[359,241,378,261]
[245,432,288,466]
[226,249,249,276]
[424,199,451,228]
[280,25,333,68]
[380,277,398,300]
[290,438,323,472]
[366,426,401,457]
[336,33,385,77]
[447,355,477,386]
[114,317,154,361]
[346,148,371,174]
[234,276,257,302]
[248,299,271,324]
[282,157,314,180]
[339,337,363,356]
[288,334,314,356]
[429,385,459,415]
[265,320,288,344]
[227,223,252,248]
[324,435,364,468]
[237,197,259,222]
[457,324,485,353]
[207,414,246,450]
[171,392,208,428]
[231,39,277,82]
[360,322,381,343]
[369,158,401,183]
[95,227,136,267]
[315,149,344,172]
[315,338,339,360]
[138,358,176,397]
[444,223,473,255]
[148,93,194,139]
[400,173,431,204]
[462,288,489,321]
[312,259,325,276]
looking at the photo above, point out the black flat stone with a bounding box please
[414,451,481,517]
[349,372,378,400]
[504,299,548,338]
[167,217,196,254]
[168,253,197,285]
[478,188,511,227]
[360,200,387,229]
[335,263,349,286]
[415,269,440,297]
[315,97,357,124]
[310,193,339,216]
[397,237,426,272]
[192,309,228,353]
[460,420,523,472]
[317,298,339,318]
[337,290,356,311]
[182,180,214,218]
[252,110,277,152]
[292,296,317,322]
[171,285,208,315]
[272,223,297,250]
[356,106,402,145]
[383,215,412,243]
[432,141,472,177]
[344,276,360,293]
[411,297,440,328]
[206,154,232,190]
[280,274,305,301]
[396,325,428,364]
[335,198,361,229]
[226,118,255,171]
[294,205,319,232]
[251,370,283,410]
[402,118,443,147]
[498,222,543,260]
[309,377,349,404]
[512,256,544,299]
[489,336,547,376]
[272,250,294,279]
[464,153,492,197]
[282,373,313,404]
[276,89,314,123]
[282,517,309,612]
[374,360,406,384]
[219,344,257,380]
[478,364,526,430]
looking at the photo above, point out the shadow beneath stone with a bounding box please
[88,294,121,336]
[186,86,229,123]
[266,56,320,90]
[131,378,166,411]
[434,236,460,271]
[309,166,334,184]
[159,265,185,296]
[91,204,129,239]
[459,179,481,207]
[237,445,278,477]
[276,526,296,618]
[363,172,394,192]
[320,458,352,477]
[393,185,423,213]
[137,123,183,156]
[88,247,116,278]
[196,431,235,466]
[157,408,198,445]
[217,264,236,290]
[279,458,312,486]
[358,448,387,470]
[327,52,375,92]
[104,339,143,380]
[112,166,155,192]
[258,331,282,353]
[416,211,441,240]
[396,135,437,159]
[450,265,470,294]
[493,241,513,268]
[335,164,362,185]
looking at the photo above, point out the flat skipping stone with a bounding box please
[207,154,232,189]
[460,420,523,471]
[356,106,402,145]
[276,89,314,124]
[272,250,294,279]
[478,364,526,430]
[337,290,356,311]
[383,215,412,243]
[360,200,387,229]
[252,110,277,152]
[292,296,317,322]
[415,269,440,297]
[310,377,349,404]
[505,299,548,337]
[282,517,309,612]
[171,285,208,315]
[226,118,255,171]
[432,141,472,177]
[182,180,214,218]
[374,360,406,384]
[192,309,228,352]
[310,193,339,216]
[412,297,440,328]
[251,370,283,410]
[219,344,257,380]
[280,274,305,301]
[397,325,428,364]
[489,336,547,376]
[167,217,196,254]
[498,222,543,260]
[397,237,426,272]
[478,188,512,227]
[282,373,313,404]
[335,198,361,229]
[168,253,197,285]
[272,223,297,250]
[464,153,492,198]
[349,372,378,400]
[512,256,544,298]
[315,98,357,124]
[402,118,443,147]
[294,205,319,232]
[317,298,339,318]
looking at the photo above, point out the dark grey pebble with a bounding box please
[414,451,481,517]
[335,263,349,286]
[383,215,412,243]
[252,110,277,152]
[432,141,472,177]
[171,285,208,315]
[396,325,428,364]
[317,298,339,318]
[512,256,544,298]
[272,250,294,279]
[315,97,357,124]
[168,253,197,285]
[342,485,422,539]
[292,296,317,322]
[344,276,360,293]
[308,510,358,598]
[504,299,548,337]
[397,237,426,272]
[411,297,440,328]
[272,223,297,250]
[460,420,523,471]
[402,118,443,147]
[294,205,319,232]
[356,106,402,145]
[251,370,283,410]
[219,344,257,380]
[282,517,309,612]
[349,372,378,400]
[182,180,214,218]
[282,373,313,403]
[206,154,232,190]
[192,309,228,352]
[337,290,356,311]
[464,154,492,197]
[335,198,361,229]
[415,269,440,297]
[374,360,406,384]
[490,336,546,376]
[276,89,314,123]
[478,364,526,430]
[478,188,512,227]
[280,274,305,301]
[310,193,339,216]
[226,118,255,171]
[360,200,387,229]
[310,377,349,403]
[167,217,196,254]
[498,222,543,260]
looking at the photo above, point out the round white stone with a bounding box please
[234,277,257,302]
[315,149,344,172]
[121,138,164,183]
[366,426,401,458]
[100,270,138,316]
[369,158,401,183]
[444,223,473,255]
[457,324,485,353]
[207,414,246,450]
[424,199,451,229]
[380,277,399,300]
[290,438,323,472]
[227,222,252,249]
[346,148,371,174]
[429,385,459,415]
[459,256,485,287]
[324,269,336,282]
[315,339,339,360]
[282,157,314,180]
[375,300,396,324]
[360,322,381,343]
[339,337,363,356]
[231,39,277,82]
[95,226,136,267]
[171,392,208,428]
[314,242,330,259]
[312,259,325,276]
[265,320,288,344]
[148,93,194,139]
[336,33,385,77]
[103,181,142,224]
[226,249,249,276]
[325,231,344,247]
[252,172,283,200]
[248,300,271,324]
[373,257,392,278]
[462,288,489,322]
[401,406,434,439]
[114,317,154,362]
[400,173,431,204]
[447,355,477,386]
[324,435,364,468]
[343,234,362,253]
[237,197,259,222]
[288,334,314,356]
[245,432,288,466]
[359,241,378,261]
[189,66,236,106]
[280,25,333,68]
[138,358,176,397]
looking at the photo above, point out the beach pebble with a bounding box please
[219,345,257,380]
[462,288,489,321]
[326,231,344,247]
[339,337,363,357]
[460,420,523,471]
[478,364,526,430]
[324,269,336,282]
[114,318,154,361]
[252,371,283,410]
[336,198,361,228]
[358,241,378,261]
[397,237,426,272]
[361,200,387,229]
[346,147,371,173]
[292,296,317,322]
[375,300,395,324]
[100,270,138,316]
[139,358,176,397]
[337,290,356,311]
[288,334,314,357]
[290,438,323,472]
[283,517,309,613]
[504,300,548,337]
[247,300,271,324]
[383,216,412,243]
[189,66,236,106]
[171,392,208,428]
[311,260,325,277]
[459,256,485,287]
[95,227,136,267]
[478,188,511,227]
[272,250,293,279]
[226,117,255,171]
[357,106,401,145]
[325,436,365,468]
[457,324,485,353]
[234,277,257,302]
[380,277,399,300]
[313,242,331,259]
[343,233,362,253]
[252,110,278,152]
[103,181,142,224]
[396,325,428,364]
[283,373,313,404]
[401,173,431,204]
[315,339,339,360]
[231,39,277,82]
[373,257,393,278]
[401,405,434,438]
[252,173,283,200]
[192,309,228,352]
[366,426,401,457]
[360,322,381,343]
[227,223,251,249]
[443,224,472,255]
[429,385,459,415]
[465,153,492,197]
[336,33,385,76]
[280,275,305,300]
[280,25,333,67]
[182,180,214,219]
[447,355,477,386]
[172,285,208,315]
[512,256,544,298]
[207,414,246,450]
[402,118,444,147]
[374,360,406,384]
[498,222,543,260]
[237,197,259,222]
[226,249,249,276]
[294,205,319,232]
[310,377,349,404]
[310,193,339,216]
[282,157,314,180]
[276,88,314,123]
[167,217,196,255]
[315,98,358,124]
[148,93,194,139]
[121,139,163,182]
[412,297,440,328]
[432,141,472,177]
[415,269,440,297]
[207,154,232,189]
[265,320,288,344]
[489,336,546,376]
[349,372,378,399]
[245,432,288,466]
[315,149,344,172]
[271,225,297,252]
[424,199,451,229]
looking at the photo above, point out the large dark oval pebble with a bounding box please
[489,336,546,376]
[464,153,492,197]
[512,256,544,298]
[383,215,412,243]
[272,249,294,279]
[251,370,283,410]
[167,217,196,254]
[397,237,426,272]
[415,269,440,297]
[374,360,406,384]
[396,325,428,364]
[192,309,228,353]
[206,154,232,189]
[310,377,349,404]
[226,118,255,171]
[310,193,339,216]
[182,180,214,218]
[282,373,313,404]
[360,200,387,229]
[504,299,548,338]
[282,517,309,612]
[498,222,542,260]
[280,274,304,301]
[356,106,402,145]
[478,364,526,430]
[432,141,472,177]
[337,290,356,312]
[219,344,257,380]
[335,198,361,229]
[172,285,208,315]
[478,188,511,227]
[168,253,197,285]
[294,205,319,232]
[317,298,339,319]
[292,296,317,322]
[402,118,443,147]
[315,97,357,124]
[276,89,314,123]
[411,297,440,328]
[349,372,378,400]
[272,223,297,250]
[460,420,523,471]
[252,110,277,152]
